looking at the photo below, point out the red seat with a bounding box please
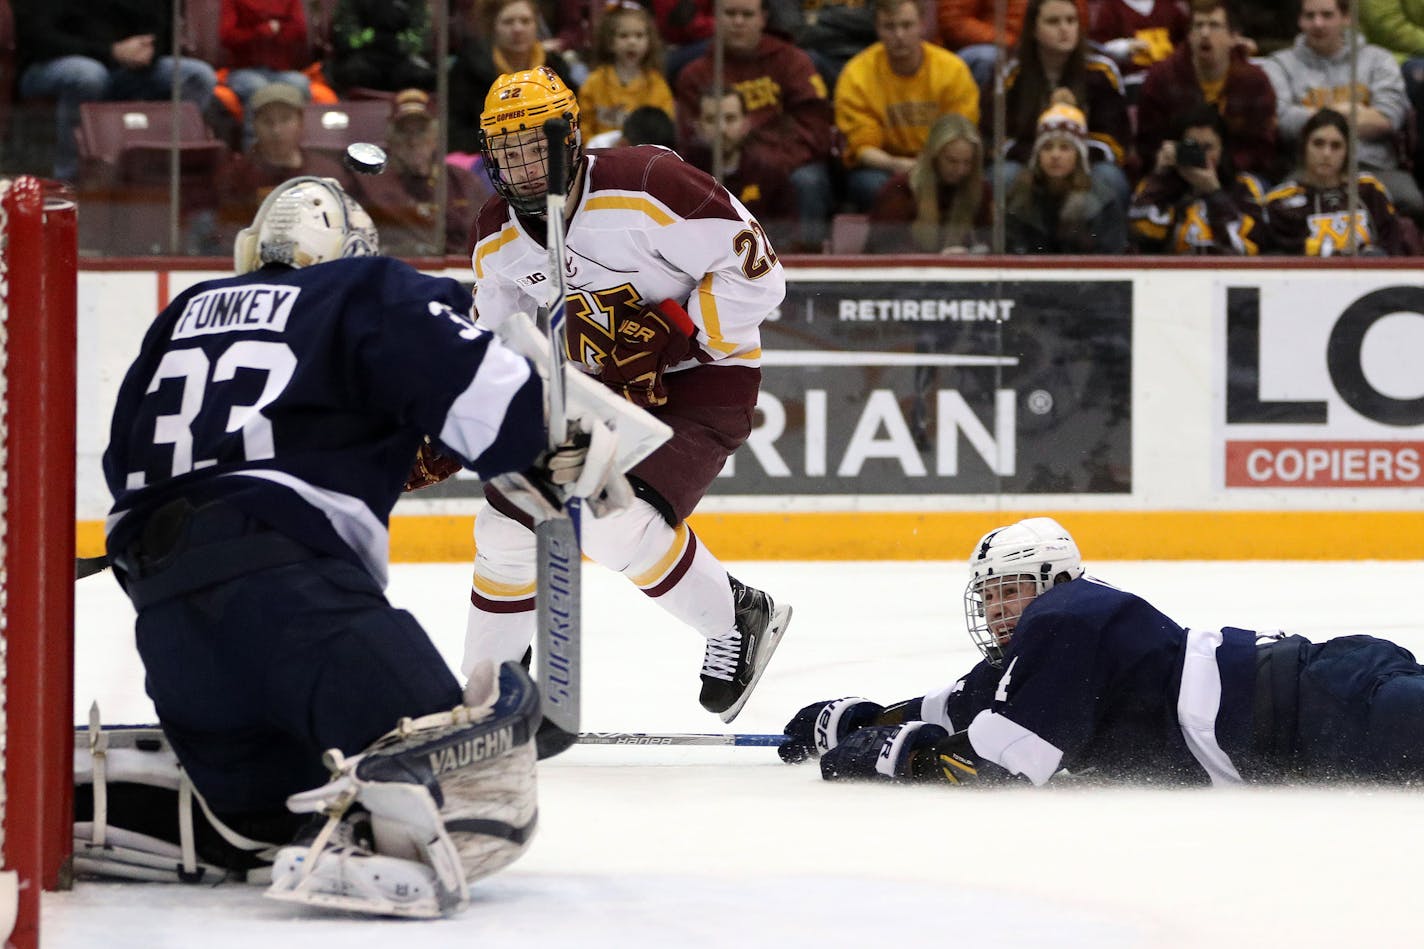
[828,213,870,254]
[76,101,230,254]
[78,101,227,183]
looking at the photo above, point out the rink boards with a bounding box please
[74,258,1424,560]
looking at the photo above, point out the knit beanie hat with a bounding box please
[1033,102,1089,166]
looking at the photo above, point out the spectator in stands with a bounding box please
[937,0,1090,91]
[1136,0,1279,185]
[1130,105,1267,253]
[344,90,490,258]
[835,0,980,211]
[1264,106,1406,253]
[214,83,352,244]
[327,0,436,95]
[1088,0,1190,98]
[220,0,313,150]
[578,3,675,139]
[1359,0,1424,175]
[1262,0,1423,217]
[995,0,1132,206]
[867,112,992,253]
[587,103,680,148]
[1005,100,1127,252]
[783,0,878,89]
[654,0,717,80]
[686,88,797,247]
[448,0,579,153]
[15,0,218,182]
[675,0,835,250]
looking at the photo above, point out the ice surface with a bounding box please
[55,559,1424,947]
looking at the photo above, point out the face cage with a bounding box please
[480,129,581,217]
[962,574,1043,667]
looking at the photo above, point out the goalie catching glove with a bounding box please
[819,724,984,786]
[597,298,696,408]
[488,417,633,522]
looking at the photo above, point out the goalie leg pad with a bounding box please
[265,662,541,918]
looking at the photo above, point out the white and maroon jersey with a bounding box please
[470,145,785,378]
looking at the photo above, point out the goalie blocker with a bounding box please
[72,662,541,919]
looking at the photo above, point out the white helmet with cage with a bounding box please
[963,517,1083,665]
[234,176,379,274]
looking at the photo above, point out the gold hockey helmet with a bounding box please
[477,67,582,215]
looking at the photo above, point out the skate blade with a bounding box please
[719,602,793,724]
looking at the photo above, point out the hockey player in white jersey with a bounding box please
[460,67,793,723]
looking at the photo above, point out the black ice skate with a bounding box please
[698,576,793,723]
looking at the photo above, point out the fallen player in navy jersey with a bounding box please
[781,517,1424,787]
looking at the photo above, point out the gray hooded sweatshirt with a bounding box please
[1261,32,1406,171]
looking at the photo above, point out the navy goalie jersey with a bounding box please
[104,257,545,586]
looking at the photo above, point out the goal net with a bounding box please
[0,176,79,949]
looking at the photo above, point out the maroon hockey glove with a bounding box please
[403,438,462,492]
[596,298,696,408]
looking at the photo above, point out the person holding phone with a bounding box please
[1129,104,1268,254]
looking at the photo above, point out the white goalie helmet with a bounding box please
[963,517,1083,665]
[234,176,379,274]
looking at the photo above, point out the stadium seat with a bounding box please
[77,101,229,255]
[828,213,870,254]
[301,100,391,161]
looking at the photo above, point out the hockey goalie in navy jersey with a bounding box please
[782,517,1424,787]
[100,175,639,917]
[457,66,792,723]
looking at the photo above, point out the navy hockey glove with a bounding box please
[778,698,885,763]
[820,722,952,783]
[597,298,695,408]
[403,437,462,492]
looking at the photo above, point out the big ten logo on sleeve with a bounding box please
[1223,283,1424,487]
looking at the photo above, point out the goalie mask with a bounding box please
[234,176,379,274]
[477,67,582,216]
[963,517,1083,666]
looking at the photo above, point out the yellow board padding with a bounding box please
[77,510,1424,562]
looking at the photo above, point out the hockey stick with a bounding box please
[576,732,785,747]
[533,117,581,758]
[77,555,112,579]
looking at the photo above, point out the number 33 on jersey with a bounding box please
[471,145,785,375]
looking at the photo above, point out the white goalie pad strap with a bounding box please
[74,823,244,884]
[486,310,672,472]
[75,716,281,884]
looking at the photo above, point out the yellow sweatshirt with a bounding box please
[578,65,676,138]
[834,42,980,165]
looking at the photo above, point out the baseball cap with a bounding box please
[391,89,435,127]
[249,83,305,115]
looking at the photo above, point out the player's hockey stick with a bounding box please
[533,116,581,758]
[575,732,785,747]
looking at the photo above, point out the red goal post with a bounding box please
[1,176,78,949]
